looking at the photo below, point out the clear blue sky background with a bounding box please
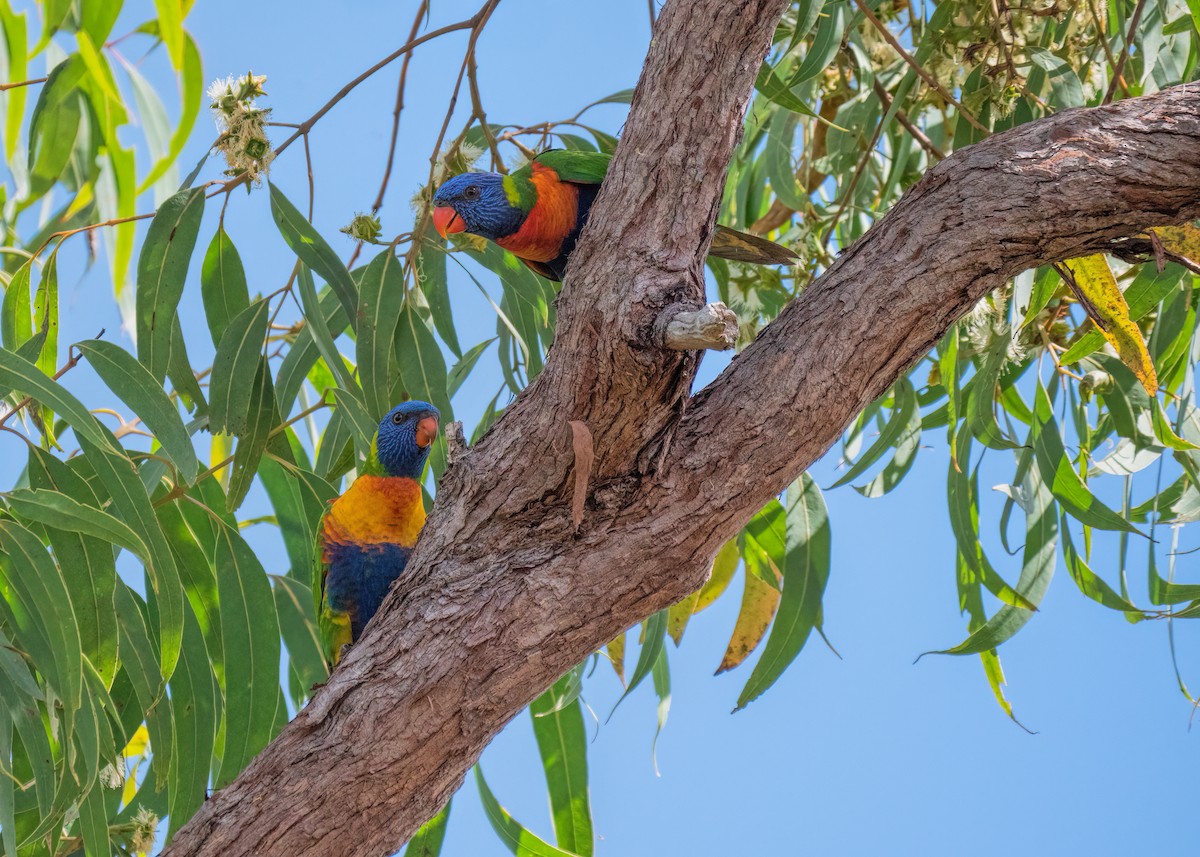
[7,1,1198,854]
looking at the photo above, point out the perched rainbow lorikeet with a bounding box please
[314,401,439,667]
[431,149,797,281]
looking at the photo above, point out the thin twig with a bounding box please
[871,78,945,160]
[0,335,96,428]
[272,8,493,159]
[1103,0,1147,104]
[302,132,315,221]
[1085,0,1123,91]
[153,396,333,508]
[850,0,987,132]
[371,0,430,214]
[0,76,46,92]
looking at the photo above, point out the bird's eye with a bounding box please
[464,185,480,199]
[392,413,405,425]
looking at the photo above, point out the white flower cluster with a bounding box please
[207,72,274,184]
[130,806,159,856]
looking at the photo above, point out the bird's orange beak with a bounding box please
[432,206,464,239]
[415,415,439,448]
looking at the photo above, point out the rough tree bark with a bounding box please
[161,0,1200,852]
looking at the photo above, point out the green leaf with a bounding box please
[114,584,171,790]
[272,574,328,694]
[967,336,1020,450]
[297,264,357,393]
[1032,382,1143,535]
[167,608,219,835]
[417,239,461,357]
[6,488,148,557]
[332,386,378,463]
[448,338,496,399]
[269,183,359,326]
[754,61,817,117]
[650,647,671,775]
[209,298,269,436]
[152,0,184,68]
[474,766,582,857]
[77,339,199,480]
[276,286,347,416]
[933,463,1056,656]
[610,610,668,719]
[259,448,336,578]
[211,521,282,787]
[736,473,831,709]
[789,0,847,85]
[530,675,593,856]
[80,433,186,681]
[23,449,118,688]
[1,259,32,352]
[26,58,84,201]
[140,31,201,191]
[397,299,452,420]
[81,0,123,43]
[831,378,919,487]
[32,251,59,442]
[135,186,206,383]
[0,519,82,712]
[1060,517,1140,612]
[357,249,406,420]
[200,227,251,348]
[405,800,452,857]
[0,2,28,161]
[225,358,276,512]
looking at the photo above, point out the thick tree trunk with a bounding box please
[160,0,1200,850]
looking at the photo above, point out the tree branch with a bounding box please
[160,2,1200,850]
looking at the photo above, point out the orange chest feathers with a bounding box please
[496,164,581,263]
[322,475,425,548]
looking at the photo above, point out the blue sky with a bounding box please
[7,1,1199,854]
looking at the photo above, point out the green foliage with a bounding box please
[0,1,1197,855]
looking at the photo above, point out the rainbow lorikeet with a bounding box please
[431,149,797,281]
[314,401,440,667]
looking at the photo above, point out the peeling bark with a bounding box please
[160,0,1200,851]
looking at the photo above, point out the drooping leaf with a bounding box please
[737,473,831,709]
[1032,381,1143,535]
[357,248,406,420]
[269,183,359,326]
[530,675,593,856]
[134,186,205,383]
[209,299,269,436]
[405,800,452,857]
[474,766,582,857]
[1060,256,1157,395]
[694,539,740,613]
[200,227,251,348]
[77,339,199,480]
[716,564,781,675]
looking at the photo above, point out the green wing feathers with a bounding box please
[531,149,796,266]
[533,149,611,184]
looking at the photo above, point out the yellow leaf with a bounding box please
[1062,255,1158,396]
[694,539,740,613]
[716,568,781,674]
[605,631,625,686]
[666,590,700,646]
[122,724,150,758]
[1151,224,1200,268]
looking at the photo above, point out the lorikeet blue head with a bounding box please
[432,173,528,240]
[373,401,439,479]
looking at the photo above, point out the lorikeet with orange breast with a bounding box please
[314,401,439,667]
[432,149,797,281]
